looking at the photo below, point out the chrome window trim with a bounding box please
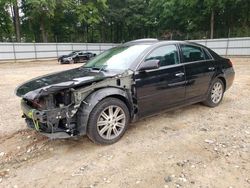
[181,59,213,65]
[138,59,214,74]
[134,42,216,72]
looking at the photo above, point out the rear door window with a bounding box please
[180,45,205,63]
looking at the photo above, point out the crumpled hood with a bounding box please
[15,67,118,99]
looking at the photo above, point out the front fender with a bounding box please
[77,87,132,135]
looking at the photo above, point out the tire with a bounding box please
[203,78,225,107]
[86,97,130,145]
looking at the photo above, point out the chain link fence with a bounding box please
[0,42,117,62]
[0,37,249,62]
[190,37,250,56]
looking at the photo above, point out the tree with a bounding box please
[22,0,57,42]
[2,0,248,42]
[12,0,21,42]
[76,0,107,42]
[51,0,79,42]
[0,0,13,41]
[149,0,190,39]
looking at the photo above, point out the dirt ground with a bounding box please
[0,58,249,188]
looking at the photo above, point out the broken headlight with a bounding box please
[54,90,71,107]
[25,97,46,110]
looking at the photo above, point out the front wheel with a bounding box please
[86,98,130,144]
[203,79,225,107]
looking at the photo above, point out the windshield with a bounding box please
[84,44,150,71]
[69,51,78,56]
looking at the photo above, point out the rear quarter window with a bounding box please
[203,49,213,60]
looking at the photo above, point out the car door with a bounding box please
[134,45,186,117]
[180,44,215,100]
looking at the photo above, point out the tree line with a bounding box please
[0,0,249,43]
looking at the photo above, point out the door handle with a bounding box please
[175,72,185,77]
[208,67,215,71]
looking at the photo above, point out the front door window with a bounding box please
[145,45,180,67]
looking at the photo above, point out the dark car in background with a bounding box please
[58,51,96,64]
[16,39,234,144]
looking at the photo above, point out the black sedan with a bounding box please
[58,51,96,64]
[16,39,234,144]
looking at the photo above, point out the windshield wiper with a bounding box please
[91,64,107,72]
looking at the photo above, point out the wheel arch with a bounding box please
[107,94,133,114]
[203,74,226,107]
[77,87,133,135]
[206,73,227,97]
[217,76,226,90]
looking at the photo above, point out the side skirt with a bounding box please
[136,95,206,121]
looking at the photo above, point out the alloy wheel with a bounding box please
[211,82,223,104]
[97,105,126,140]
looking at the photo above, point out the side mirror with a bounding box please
[138,59,160,71]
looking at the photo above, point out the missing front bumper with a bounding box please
[21,99,78,139]
[25,118,72,139]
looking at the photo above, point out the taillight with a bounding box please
[228,59,233,67]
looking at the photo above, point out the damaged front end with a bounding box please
[18,70,135,139]
[21,89,80,138]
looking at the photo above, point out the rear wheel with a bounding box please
[203,79,224,107]
[86,98,130,144]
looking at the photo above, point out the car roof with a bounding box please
[123,38,159,46]
[122,38,206,48]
